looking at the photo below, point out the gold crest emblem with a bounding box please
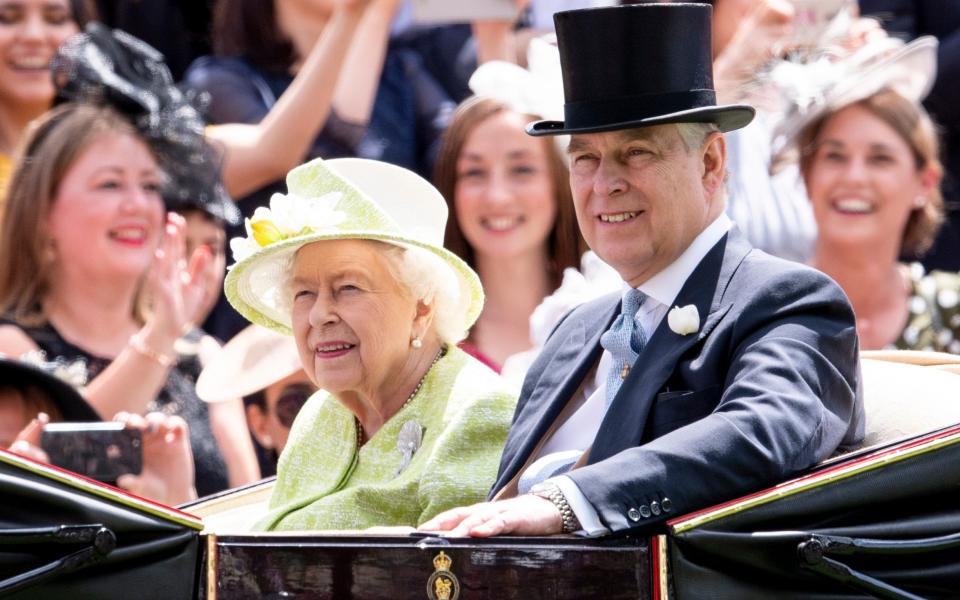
[426,551,460,600]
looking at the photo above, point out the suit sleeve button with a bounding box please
[627,508,642,522]
[650,501,661,516]
[661,498,673,513]
[639,505,651,518]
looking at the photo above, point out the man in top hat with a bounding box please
[421,3,864,537]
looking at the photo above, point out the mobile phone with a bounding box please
[40,422,142,483]
[411,0,517,24]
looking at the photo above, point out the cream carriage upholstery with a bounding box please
[859,351,960,449]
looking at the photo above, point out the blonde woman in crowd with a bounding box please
[0,103,243,496]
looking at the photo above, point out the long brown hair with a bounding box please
[0,103,143,325]
[433,96,584,290]
[799,88,944,257]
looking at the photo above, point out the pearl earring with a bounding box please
[411,337,423,349]
[914,196,927,209]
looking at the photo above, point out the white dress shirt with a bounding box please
[526,213,732,535]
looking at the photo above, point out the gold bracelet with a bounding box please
[129,334,175,368]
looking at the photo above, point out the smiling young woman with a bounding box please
[434,96,583,371]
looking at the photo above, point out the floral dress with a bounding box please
[894,263,960,353]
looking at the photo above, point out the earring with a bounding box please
[913,196,927,209]
[411,337,423,349]
[43,239,57,265]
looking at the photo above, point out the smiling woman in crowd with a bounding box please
[225,157,516,530]
[0,0,94,200]
[0,101,245,497]
[433,46,584,372]
[790,37,959,352]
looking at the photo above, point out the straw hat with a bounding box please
[195,324,304,403]
[224,157,484,336]
[769,35,939,167]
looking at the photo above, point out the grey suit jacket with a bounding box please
[489,229,864,533]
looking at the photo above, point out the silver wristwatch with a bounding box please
[529,481,582,534]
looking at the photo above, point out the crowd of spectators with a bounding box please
[1,0,957,508]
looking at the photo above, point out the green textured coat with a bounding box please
[257,347,518,531]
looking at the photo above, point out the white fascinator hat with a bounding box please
[769,35,939,168]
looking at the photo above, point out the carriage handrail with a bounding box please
[0,524,116,597]
[796,532,960,600]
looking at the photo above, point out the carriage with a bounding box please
[3,352,960,599]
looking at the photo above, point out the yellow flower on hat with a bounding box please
[250,216,284,247]
[229,191,346,263]
[224,157,485,337]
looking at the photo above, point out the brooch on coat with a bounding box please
[396,420,423,475]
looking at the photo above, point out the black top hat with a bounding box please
[0,357,100,422]
[527,3,755,137]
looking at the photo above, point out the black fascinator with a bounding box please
[51,24,241,226]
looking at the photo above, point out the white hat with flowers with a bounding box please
[224,157,484,336]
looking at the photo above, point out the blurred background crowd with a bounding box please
[0,0,957,506]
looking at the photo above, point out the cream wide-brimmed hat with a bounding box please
[224,157,484,336]
[769,35,939,168]
[195,324,304,403]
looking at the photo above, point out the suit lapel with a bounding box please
[495,296,619,489]
[588,230,751,464]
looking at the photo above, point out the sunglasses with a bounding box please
[273,383,313,428]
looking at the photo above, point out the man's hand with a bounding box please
[418,495,564,537]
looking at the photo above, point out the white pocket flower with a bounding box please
[667,304,700,336]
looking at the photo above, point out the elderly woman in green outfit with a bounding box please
[225,157,517,531]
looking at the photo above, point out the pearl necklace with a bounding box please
[356,347,446,447]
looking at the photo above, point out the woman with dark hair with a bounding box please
[194,0,389,200]
[433,90,584,372]
[0,0,96,199]
[185,0,452,199]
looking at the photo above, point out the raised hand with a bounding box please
[145,213,211,343]
[714,0,795,103]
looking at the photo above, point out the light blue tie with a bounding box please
[600,288,647,407]
[517,289,648,494]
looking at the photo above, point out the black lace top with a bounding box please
[2,319,229,497]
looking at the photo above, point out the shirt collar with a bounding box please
[622,213,731,308]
